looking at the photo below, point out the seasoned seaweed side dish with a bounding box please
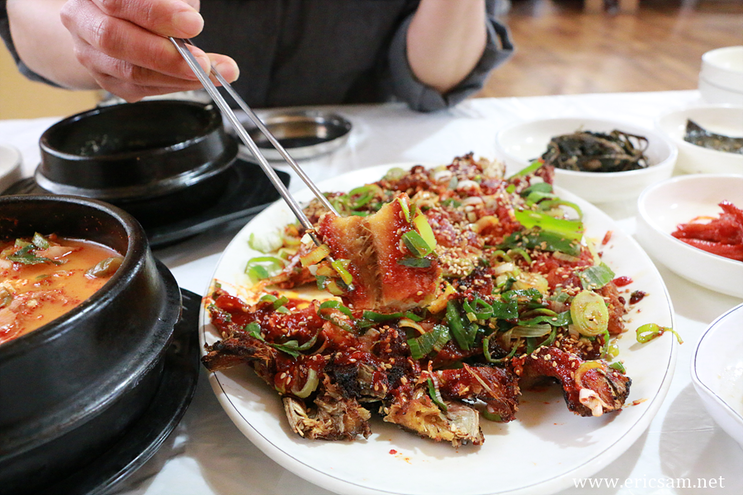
[540,129,649,172]
[202,155,635,447]
[684,120,743,155]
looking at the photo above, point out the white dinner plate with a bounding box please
[199,163,677,495]
[692,303,743,449]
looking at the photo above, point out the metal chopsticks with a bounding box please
[169,37,338,243]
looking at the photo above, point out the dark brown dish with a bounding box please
[0,195,186,494]
[35,100,238,228]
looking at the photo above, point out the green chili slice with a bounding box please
[514,210,584,241]
[636,323,683,344]
[508,160,543,179]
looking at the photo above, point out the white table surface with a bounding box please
[2,90,741,494]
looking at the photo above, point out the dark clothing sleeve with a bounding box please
[388,0,514,112]
[1,0,514,112]
[0,2,62,87]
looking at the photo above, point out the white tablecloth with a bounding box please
[2,90,741,494]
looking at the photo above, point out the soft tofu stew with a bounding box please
[0,233,123,345]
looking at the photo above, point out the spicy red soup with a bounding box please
[0,233,122,345]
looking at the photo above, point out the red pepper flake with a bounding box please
[389,449,398,455]
[613,276,633,287]
[629,290,647,305]
[602,230,613,245]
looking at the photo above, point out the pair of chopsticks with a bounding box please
[169,37,338,245]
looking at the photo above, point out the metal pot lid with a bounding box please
[234,110,352,162]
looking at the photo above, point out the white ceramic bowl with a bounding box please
[692,303,743,449]
[700,46,743,92]
[656,105,743,175]
[0,143,23,193]
[699,76,743,106]
[494,117,677,204]
[636,174,743,298]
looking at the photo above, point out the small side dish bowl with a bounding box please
[36,100,238,227]
[692,303,743,448]
[494,117,677,203]
[0,195,182,493]
[655,105,743,175]
[636,174,743,298]
[699,77,743,106]
[236,109,352,161]
[700,46,743,93]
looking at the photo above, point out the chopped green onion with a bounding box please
[609,362,626,373]
[398,257,432,268]
[520,182,553,198]
[491,298,518,319]
[507,248,532,265]
[273,295,290,309]
[518,310,571,327]
[499,229,582,257]
[407,325,451,359]
[510,324,552,338]
[86,256,123,278]
[247,320,316,359]
[462,297,494,320]
[331,259,354,286]
[300,244,331,267]
[579,262,616,290]
[0,288,13,309]
[426,377,447,412]
[402,230,434,258]
[384,167,407,181]
[269,332,320,359]
[347,184,381,209]
[362,310,402,322]
[481,410,503,422]
[413,214,437,252]
[483,334,520,363]
[636,323,683,344]
[291,369,320,398]
[245,256,285,283]
[245,321,262,338]
[318,300,354,318]
[397,196,411,223]
[600,330,611,359]
[7,243,58,266]
[32,233,50,250]
[446,300,466,350]
[537,199,583,219]
[570,290,609,337]
[249,231,283,253]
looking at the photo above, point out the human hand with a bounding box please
[60,0,239,101]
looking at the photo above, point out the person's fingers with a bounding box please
[90,0,204,39]
[73,41,203,88]
[63,0,211,80]
[208,53,240,83]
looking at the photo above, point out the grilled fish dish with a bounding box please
[202,154,633,447]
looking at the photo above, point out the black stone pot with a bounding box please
[0,195,182,494]
[35,100,238,228]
